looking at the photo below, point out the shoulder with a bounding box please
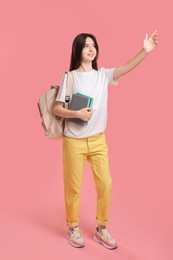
[97,67,115,77]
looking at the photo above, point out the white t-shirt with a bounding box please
[56,68,118,138]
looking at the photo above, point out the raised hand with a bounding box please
[143,30,158,53]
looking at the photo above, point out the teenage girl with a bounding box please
[52,31,158,249]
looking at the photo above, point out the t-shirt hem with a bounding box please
[63,131,104,139]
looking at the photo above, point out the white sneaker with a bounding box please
[94,227,118,250]
[67,226,85,248]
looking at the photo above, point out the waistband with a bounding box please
[63,132,104,140]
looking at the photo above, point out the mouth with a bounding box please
[87,53,95,57]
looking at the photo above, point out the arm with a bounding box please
[52,101,93,121]
[113,30,158,80]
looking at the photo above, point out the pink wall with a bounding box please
[0,0,172,259]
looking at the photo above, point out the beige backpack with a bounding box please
[37,72,73,140]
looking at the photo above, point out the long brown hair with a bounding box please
[69,33,99,71]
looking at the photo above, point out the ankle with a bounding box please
[98,225,106,231]
[69,226,78,231]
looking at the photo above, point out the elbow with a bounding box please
[51,101,63,116]
[52,103,59,116]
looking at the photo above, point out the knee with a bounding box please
[97,177,112,193]
[65,183,81,195]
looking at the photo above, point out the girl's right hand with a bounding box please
[77,107,93,122]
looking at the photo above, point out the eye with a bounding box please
[83,43,96,49]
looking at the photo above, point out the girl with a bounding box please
[52,31,158,249]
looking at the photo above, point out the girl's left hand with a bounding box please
[143,30,158,53]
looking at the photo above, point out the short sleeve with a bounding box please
[104,68,118,86]
[55,73,67,102]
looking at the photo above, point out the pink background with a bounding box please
[0,0,173,259]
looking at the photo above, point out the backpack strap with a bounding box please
[63,72,73,133]
[65,71,73,106]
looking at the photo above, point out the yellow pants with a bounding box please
[63,132,112,228]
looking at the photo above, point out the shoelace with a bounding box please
[100,229,113,241]
[71,228,81,239]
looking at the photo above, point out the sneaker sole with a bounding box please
[93,235,118,250]
[66,235,85,248]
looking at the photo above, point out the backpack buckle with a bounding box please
[65,95,70,103]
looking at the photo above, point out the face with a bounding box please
[81,37,97,63]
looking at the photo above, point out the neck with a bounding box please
[77,62,93,72]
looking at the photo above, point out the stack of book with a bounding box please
[69,93,94,125]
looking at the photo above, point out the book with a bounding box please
[76,93,94,107]
[69,93,94,125]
